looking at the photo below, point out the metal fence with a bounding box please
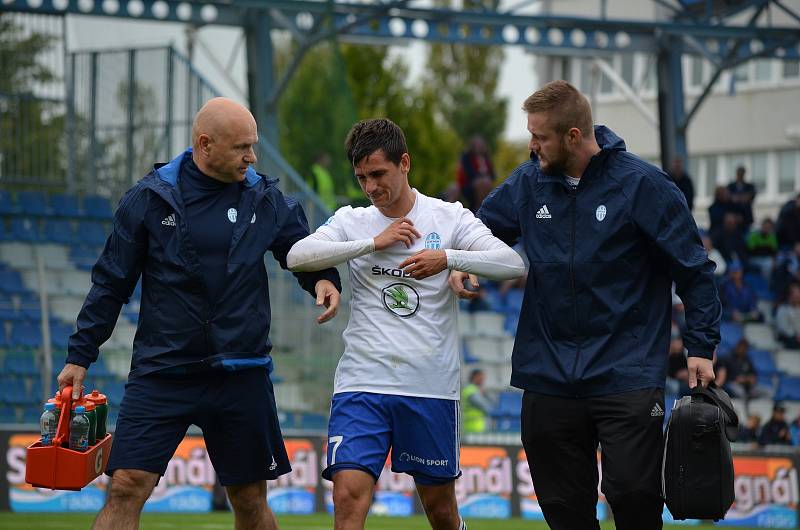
[1,11,346,418]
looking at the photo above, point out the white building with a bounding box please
[536,0,800,227]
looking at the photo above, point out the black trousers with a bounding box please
[521,388,665,530]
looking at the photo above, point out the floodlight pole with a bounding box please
[656,33,687,169]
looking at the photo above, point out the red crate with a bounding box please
[25,385,113,490]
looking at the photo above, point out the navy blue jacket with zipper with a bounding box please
[67,149,341,378]
[477,126,721,398]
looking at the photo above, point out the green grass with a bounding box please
[0,513,760,529]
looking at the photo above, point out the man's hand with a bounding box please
[315,280,340,324]
[687,356,715,389]
[374,218,421,250]
[448,271,480,300]
[399,250,447,280]
[57,363,88,400]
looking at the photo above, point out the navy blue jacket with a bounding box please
[67,149,341,378]
[478,127,721,397]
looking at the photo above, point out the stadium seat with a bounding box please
[17,191,50,216]
[22,406,42,424]
[0,269,29,295]
[775,350,800,376]
[719,321,743,354]
[0,295,19,320]
[0,191,18,215]
[83,195,113,220]
[50,322,74,350]
[50,193,81,217]
[5,354,38,375]
[505,288,524,314]
[77,221,108,246]
[495,390,522,415]
[9,218,41,242]
[70,245,102,270]
[0,407,18,423]
[471,311,506,337]
[776,376,800,401]
[43,219,77,245]
[495,415,521,432]
[749,348,778,376]
[10,321,42,349]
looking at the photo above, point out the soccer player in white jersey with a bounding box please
[287,118,525,530]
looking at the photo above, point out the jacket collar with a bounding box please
[533,125,626,184]
[154,148,262,188]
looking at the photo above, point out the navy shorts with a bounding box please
[107,367,290,486]
[322,392,461,486]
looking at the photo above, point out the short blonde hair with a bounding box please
[522,80,593,138]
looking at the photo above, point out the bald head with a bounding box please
[191,97,258,183]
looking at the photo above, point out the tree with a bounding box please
[424,0,507,153]
[0,14,64,185]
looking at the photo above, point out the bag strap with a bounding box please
[691,383,740,440]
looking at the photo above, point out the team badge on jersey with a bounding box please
[227,208,237,223]
[424,232,441,250]
[596,205,607,222]
[382,283,420,318]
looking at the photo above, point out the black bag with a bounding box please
[663,383,739,521]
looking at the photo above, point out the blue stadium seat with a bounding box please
[43,219,76,245]
[17,191,50,216]
[78,221,108,246]
[495,415,521,432]
[50,322,74,350]
[19,295,42,321]
[483,287,506,313]
[51,193,81,217]
[0,294,20,320]
[83,195,113,220]
[0,220,8,241]
[0,191,17,215]
[0,269,29,295]
[776,376,800,401]
[23,406,43,424]
[0,377,28,405]
[750,348,778,376]
[70,245,101,270]
[5,354,38,375]
[719,321,743,355]
[10,321,42,349]
[495,391,522,416]
[0,407,18,423]
[9,217,41,242]
[505,289,524,315]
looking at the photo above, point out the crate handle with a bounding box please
[53,385,83,447]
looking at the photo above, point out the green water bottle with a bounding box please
[86,390,108,439]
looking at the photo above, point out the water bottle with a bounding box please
[86,390,108,439]
[39,403,58,446]
[69,406,90,452]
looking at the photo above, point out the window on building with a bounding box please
[779,151,799,194]
[690,57,704,88]
[600,63,614,94]
[579,59,592,93]
[754,59,773,82]
[783,60,800,79]
[734,63,750,83]
[621,54,635,87]
[751,153,768,194]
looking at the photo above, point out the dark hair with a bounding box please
[469,369,484,382]
[345,118,408,166]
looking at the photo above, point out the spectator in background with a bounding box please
[712,212,748,268]
[759,403,792,446]
[747,218,778,279]
[668,156,695,212]
[702,233,727,283]
[666,334,690,397]
[457,135,496,212]
[776,283,800,348]
[727,166,756,230]
[720,264,763,323]
[439,182,461,203]
[739,414,762,445]
[772,242,800,298]
[709,186,736,234]
[777,193,800,248]
[461,369,494,434]
[790,415,800,446]
[716,338,769,399]
[310,152,337,212]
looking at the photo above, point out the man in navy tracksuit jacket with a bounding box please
[57,98,341,530]
[455,81,722,528]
